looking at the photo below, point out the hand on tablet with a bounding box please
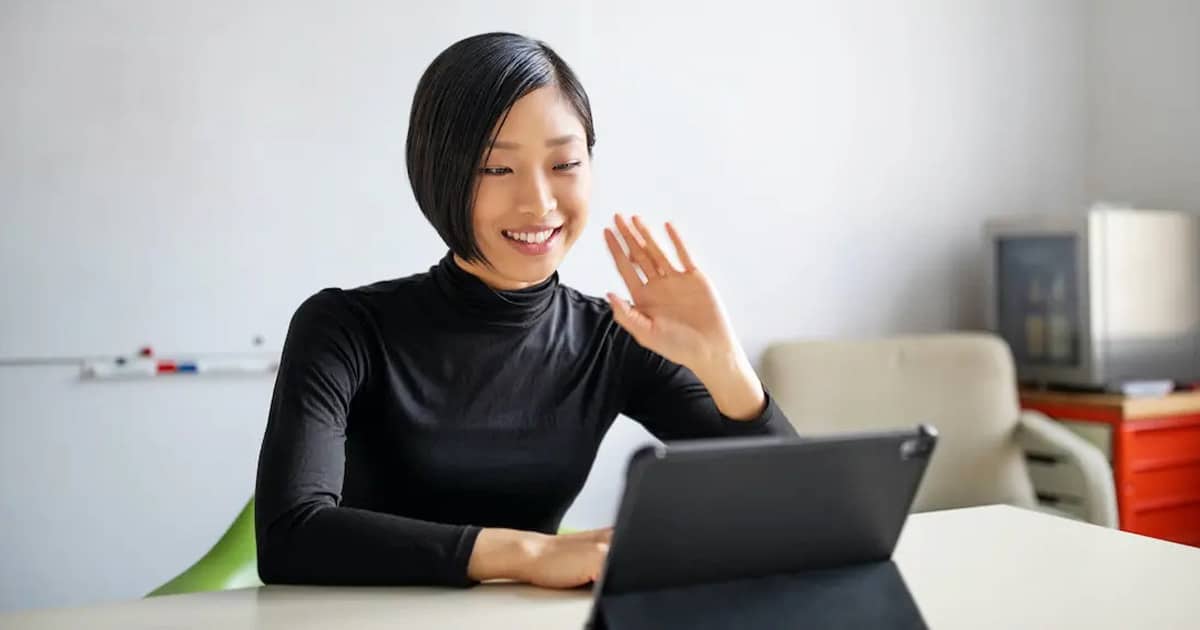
[518,527,613,589]
[468,526,612,588]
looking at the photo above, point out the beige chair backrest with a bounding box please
[760,333,1036,512]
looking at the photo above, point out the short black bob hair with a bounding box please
[406,32,596,265]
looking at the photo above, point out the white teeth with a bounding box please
[504,229,555,244]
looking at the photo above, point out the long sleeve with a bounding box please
[622,344,798,442]
[254,290,481,587]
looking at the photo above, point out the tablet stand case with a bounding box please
[590,560,926,630]
[586,427,938,629]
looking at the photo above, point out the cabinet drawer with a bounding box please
[1126,501,1200,546]
[1126,422,1200,471]
[1126,463,1200,508]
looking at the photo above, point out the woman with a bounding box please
[255,32,794,590]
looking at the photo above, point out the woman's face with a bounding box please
[455,86,592,290]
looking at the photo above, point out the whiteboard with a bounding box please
[0,1,589,358]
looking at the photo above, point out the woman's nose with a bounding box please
[515,171,556,216]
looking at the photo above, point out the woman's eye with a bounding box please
[553,160,583,171]
[479,166,512,176]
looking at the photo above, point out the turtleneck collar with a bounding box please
[430,251,559,327]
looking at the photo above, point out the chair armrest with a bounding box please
[1016,410,1118,528]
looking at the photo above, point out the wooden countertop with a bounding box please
[1020,388,1200,419]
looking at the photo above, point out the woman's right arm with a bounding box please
[256,289,484,585]
[255,290,609,587]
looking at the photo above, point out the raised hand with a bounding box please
[603,213,767,421]
[603,213,740,372]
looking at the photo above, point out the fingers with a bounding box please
[630,215,678,277]
[542,528,612,587]
[588,529,612,583]
[608,214,693,279]
[604,227,646,296]
[562,526,613,542]
[606,292,653,341]
[614,214,662,280]
[591,527,614,544]
[664,221,697,272]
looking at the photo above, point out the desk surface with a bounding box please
[6,505,1200,629]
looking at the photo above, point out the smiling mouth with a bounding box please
[501,226,563,244]
[500,226,564,256]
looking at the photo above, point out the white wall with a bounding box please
[1086,0,1200,212]
[0,0,1091,612]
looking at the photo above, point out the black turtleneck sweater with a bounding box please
[254,253,795,587]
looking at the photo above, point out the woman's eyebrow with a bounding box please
[489,134,584,150]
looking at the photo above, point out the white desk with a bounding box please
[5,505,1200,629]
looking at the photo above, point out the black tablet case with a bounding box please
[587,426,937,629]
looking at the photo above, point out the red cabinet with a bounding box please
[1021,389,1200,547]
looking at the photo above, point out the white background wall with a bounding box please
[1086,0,1200,212]
[0,0,1099,612]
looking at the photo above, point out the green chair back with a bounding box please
[148,498,261,596]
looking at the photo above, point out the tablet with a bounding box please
[586,424,937,626]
